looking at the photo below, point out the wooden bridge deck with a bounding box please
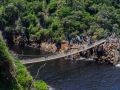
[20,39,106,64]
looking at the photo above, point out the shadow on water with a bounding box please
[10,45,120,90]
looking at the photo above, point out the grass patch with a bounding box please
[34,80,47,90]
[14,60,48,90]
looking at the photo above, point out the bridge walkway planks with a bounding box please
[21,39,106,64]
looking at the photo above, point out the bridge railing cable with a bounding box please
[21,39,106,64]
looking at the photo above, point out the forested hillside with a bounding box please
[0,0,120,41]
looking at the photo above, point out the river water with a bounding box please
[10,45,120,90]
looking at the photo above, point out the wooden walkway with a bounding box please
[21,39,106,64]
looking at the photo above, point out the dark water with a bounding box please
[9,45,51,59]
[10,45,120,90]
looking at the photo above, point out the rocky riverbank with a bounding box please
[12,35,120,65]
[13,35,83,53]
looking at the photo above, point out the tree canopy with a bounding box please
[0,0,120,41]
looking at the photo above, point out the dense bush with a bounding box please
[0,0,120,41]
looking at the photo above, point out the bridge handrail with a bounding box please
[21,39,106,64]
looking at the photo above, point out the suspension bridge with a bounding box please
[20,39,106,64]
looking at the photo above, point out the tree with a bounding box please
[15,17,24,32]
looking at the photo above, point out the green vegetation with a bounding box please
[0,0,120,41]
[0,37,47,90]
[1,0,120,89]
[34,80,47,90]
